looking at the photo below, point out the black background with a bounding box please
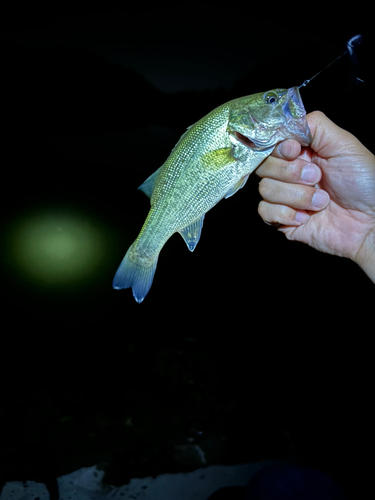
[1,9,374,500]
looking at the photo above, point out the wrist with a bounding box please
[354,229,375,284]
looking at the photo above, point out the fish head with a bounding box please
[228,87,311,150]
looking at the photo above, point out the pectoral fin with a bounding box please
[178,214,205,251]
[138,166,162,198]
[200,147,234,171]
[225,174,250,199]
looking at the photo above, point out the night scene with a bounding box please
[1,10,374,500]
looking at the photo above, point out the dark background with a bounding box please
[1,9,374,500]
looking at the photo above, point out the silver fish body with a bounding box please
[113,87,311,302]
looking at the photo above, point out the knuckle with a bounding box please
[310,110,327,121]
[258,200,267,217]
[258,201,297,226]
[291,184,310,204]
[258,178,272,198]
[281,161,301,182]
[279,205,291,218]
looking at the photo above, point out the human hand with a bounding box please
[256,111,375,283]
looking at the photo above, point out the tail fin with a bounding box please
[113,244,158,303]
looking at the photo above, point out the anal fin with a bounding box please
[178,214,205,251]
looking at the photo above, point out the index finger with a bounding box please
[256,144,321,186]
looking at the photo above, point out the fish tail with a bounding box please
[112,244,158,303]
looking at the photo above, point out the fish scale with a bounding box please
[113,87,311,302]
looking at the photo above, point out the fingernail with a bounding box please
[312,190,329,208]
[301,164,319,183]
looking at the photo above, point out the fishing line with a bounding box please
[299,34,363,88]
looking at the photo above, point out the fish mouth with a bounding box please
[283,87,306,120]
[283,87,312,146]
[234,131,272,150]
[235,132,257,148]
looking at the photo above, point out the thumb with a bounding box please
[273,139,301,160]
[307,111,355,158]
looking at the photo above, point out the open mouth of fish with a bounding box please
[234,131,275,151]
[235,132,258,149]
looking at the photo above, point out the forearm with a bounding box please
[355,230,375,284]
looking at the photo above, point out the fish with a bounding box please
[113,86,311,302]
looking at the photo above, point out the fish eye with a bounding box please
[264,92,279,104]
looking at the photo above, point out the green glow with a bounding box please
[3,204,114,291]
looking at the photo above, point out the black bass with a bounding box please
[113,87,311,302]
